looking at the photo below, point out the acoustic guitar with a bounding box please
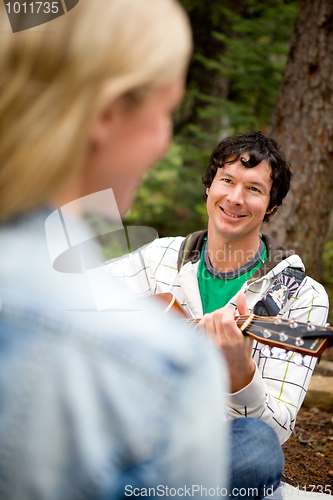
[156,293,333,361]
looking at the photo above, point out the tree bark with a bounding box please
[266,0,333,281]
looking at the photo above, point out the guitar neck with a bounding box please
[155,293,331,358]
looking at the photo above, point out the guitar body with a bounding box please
[155,293,331,358]
[155,292,188,317]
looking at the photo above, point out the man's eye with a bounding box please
[250,186,260,193]
[221,178,232,184]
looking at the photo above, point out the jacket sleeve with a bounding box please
[105,243,155,296]
[105,237,183,297]
[227,276,329,445]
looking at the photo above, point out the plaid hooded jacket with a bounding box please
[106,231,329,444]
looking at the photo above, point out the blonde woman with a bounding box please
[0,1,230,499]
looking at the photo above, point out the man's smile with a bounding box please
[220,207,247,218]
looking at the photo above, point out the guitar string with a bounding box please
[181,316,326,354]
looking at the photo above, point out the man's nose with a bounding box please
[226,184,244,205]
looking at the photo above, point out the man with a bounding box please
[107,130,329,447]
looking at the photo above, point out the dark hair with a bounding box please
[202,130,292,222]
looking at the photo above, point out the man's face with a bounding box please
[206,154,273,245]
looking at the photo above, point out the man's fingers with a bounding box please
[199,308,240,348]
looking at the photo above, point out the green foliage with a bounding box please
[125,142,208,237]
[196,0,300,134]
[125,0,300,237]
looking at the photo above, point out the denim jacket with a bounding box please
[0,209,228,500]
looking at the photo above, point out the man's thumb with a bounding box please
[237,292,250,316]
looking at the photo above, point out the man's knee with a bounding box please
[231,417,284,468]
[229,418,284,497]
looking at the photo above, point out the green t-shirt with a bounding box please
[198,239,267,314]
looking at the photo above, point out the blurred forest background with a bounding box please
[122,0,333,310]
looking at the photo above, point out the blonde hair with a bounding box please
[0,0,192,222]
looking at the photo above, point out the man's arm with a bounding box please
[199,293,255,393]
[106,236,183,297]
[199,281,329,445]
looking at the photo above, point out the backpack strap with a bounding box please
[177,230,207,271]
[253,267,306,317]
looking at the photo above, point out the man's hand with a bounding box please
[199,293,255,393]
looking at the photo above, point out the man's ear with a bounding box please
[266,205,276,215]
[206,187,209,196]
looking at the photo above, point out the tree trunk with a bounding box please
[266,0,333,281]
